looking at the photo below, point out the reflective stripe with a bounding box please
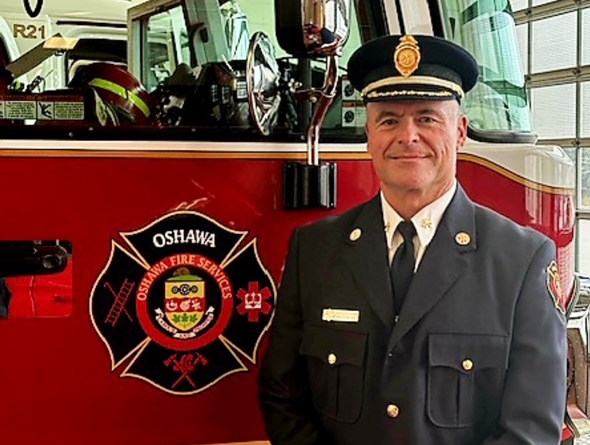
[88,78,150,118]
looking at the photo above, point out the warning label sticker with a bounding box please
[5,100,36,119]
[0,95,84,120]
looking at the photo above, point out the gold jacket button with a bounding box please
[386,404,400,418]
[327,353,337,365]
[349,228,362,241]
[455,232,471,246]
[462,359,474,371]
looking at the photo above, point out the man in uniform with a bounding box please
[258,34,567,445]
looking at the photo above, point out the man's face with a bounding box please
[365,99,468,204]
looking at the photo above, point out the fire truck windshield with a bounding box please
[440,0,532,136]
[0,0,532,142]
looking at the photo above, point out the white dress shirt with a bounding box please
[381,181,457,270]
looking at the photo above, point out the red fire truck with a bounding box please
[0,0,581,444]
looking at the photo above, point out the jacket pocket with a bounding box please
[427,333,509,428]
[300,324,367,423]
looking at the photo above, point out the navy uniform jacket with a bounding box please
[259,186,567,445]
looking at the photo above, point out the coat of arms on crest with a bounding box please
[89,211,276,394]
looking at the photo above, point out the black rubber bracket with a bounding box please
[283,161,337,209]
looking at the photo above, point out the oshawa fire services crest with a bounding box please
[89,211,276,394]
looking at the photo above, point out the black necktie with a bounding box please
[391,220,416,316]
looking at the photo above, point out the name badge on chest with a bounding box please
[322,308,360,323]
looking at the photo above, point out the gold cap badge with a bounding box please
[394,35,421,78]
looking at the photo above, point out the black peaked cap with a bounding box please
[347,34,479,102]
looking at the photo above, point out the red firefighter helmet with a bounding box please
[70,62,152,125]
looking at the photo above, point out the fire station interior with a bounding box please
[0,0,376,143]
[0,0,589,444]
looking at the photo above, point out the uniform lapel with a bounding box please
[388,185,477,349]
[342,195,395,329]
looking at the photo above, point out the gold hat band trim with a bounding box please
[367,89,454,99]
[361,75,465,99]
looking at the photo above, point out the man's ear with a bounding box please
[457,113,468,149]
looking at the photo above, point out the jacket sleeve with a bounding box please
[483,239,567,445]
[258,229,331,445]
